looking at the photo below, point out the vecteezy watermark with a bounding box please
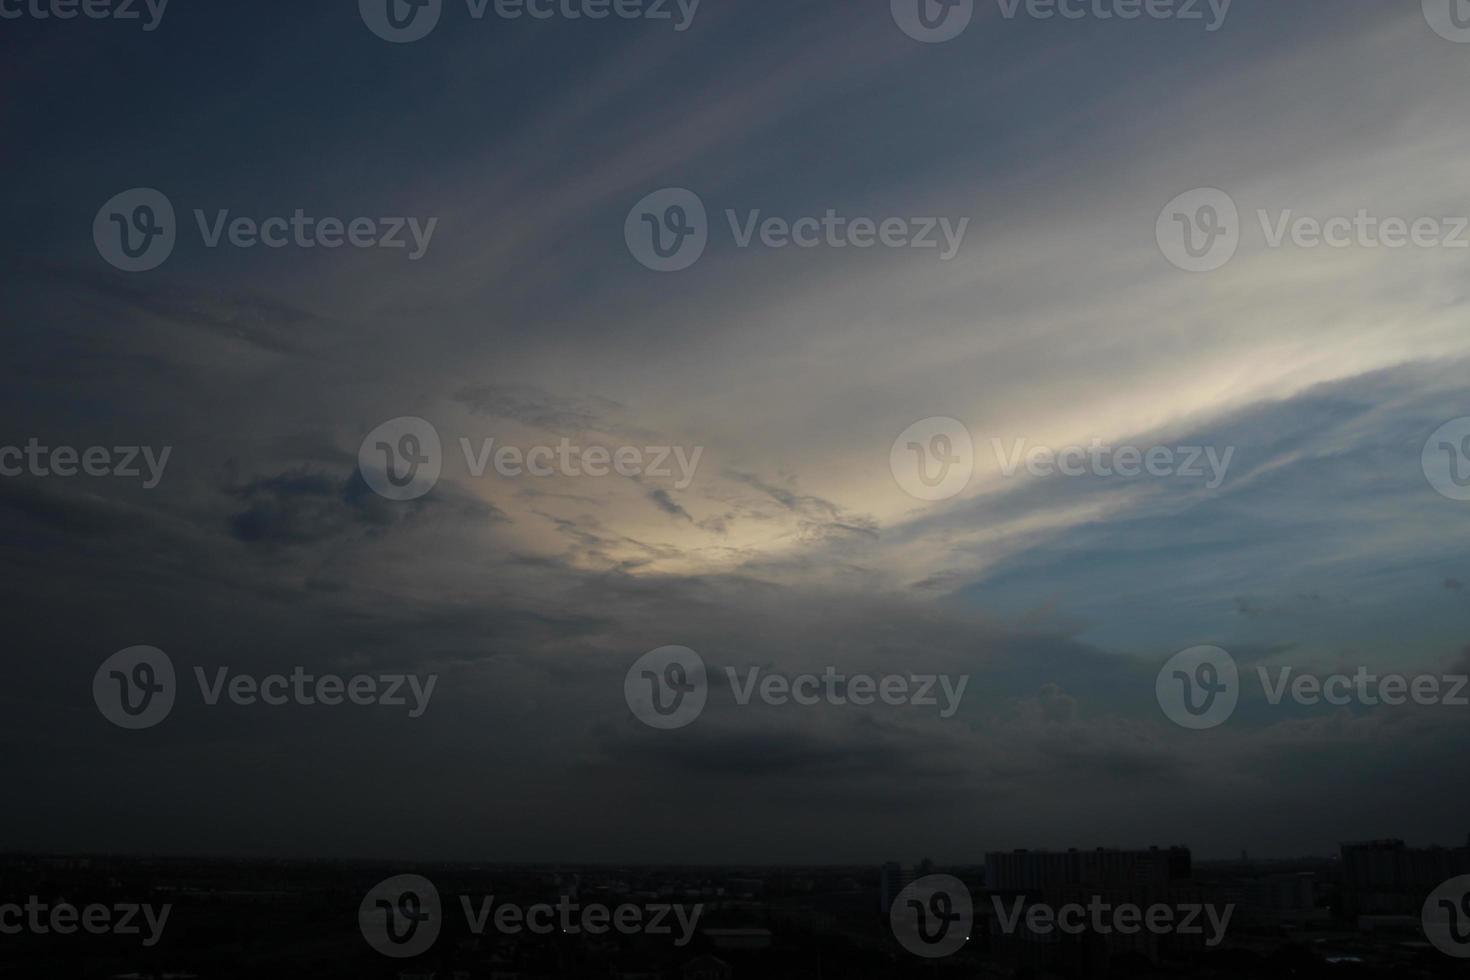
[625,188,971,272]
[1158,187,1470,273]
[891,875,972,958]
[892,0,1228,42]
[1424,876,1470,958]
[93,189,176,272]
[1156,645,1239,730]
[1423,0,1470,43]
[996,0,1230,29]
[358,0,700,43]
[991,897,1235,947]
[459,436,702,489]
[724,208,968,260]
[624,189,708,272]
[624,646,708,730]
[357,417,443,502]
[992,438,1234,489]
[460,895,703,947]
[727,667,969,718]
[360,875,441,958]
[623,647,969,730]
[93,647,438,729]
[193,667,437,717]
[359,875,703,957]
[1157,646,1469,730]
[891,0,974,42]
[357,416,704,502]
[93,646,176,730]
[1422,417,1470,501]
[1156,188,1238,273]
[0,440,171,488]
[0,898,171,947]
[889,419,1234,502]
[0,0,169,30]
[94,189,438,272]
[891,417,974,502]
[1259,666,1468,709]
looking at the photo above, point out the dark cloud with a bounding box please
[725,469,879,542]
[31,261,339,358]
[452,384,624,434]
[227,467,501,546]
[645,487,693,521]
[1233,593,1331,618]
[0,0,1463,866]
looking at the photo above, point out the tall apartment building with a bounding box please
[982,847,1203,976]
[986,846,1192,893]
[1340,838,1470,919]
[879,862,917,914]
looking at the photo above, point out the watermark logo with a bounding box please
[626,651,967,730]
[361,876,703,953]
[459,437,703,488]
[360,0,443,42]
[626,188,708,272]
[360,874,442,958]
[891,874,971,958]
[1160,650,1466,729]
[1424,876,1470,957]
[358,418,704,500]
[726,210,968,260]
[993,437,1234,488]
[192,210,437,258]
[93,646,175,730]
[94,188,176,272]
[461,894,703,945]
[94,652,437,725]
[0,440,171,487]
[359,417,443,502]
[1,0,169,30]
[996,0,1230,30]
[1259,666,1467,709]
[1258,210,1469,251]
[894,421,1234,493]
[727,667,968,717]
[1161,188,1470,272]
[892,0,974,42]
[626,189,970,270]
[96,190,438,270]
[362,0,698,41]
[1157,188,1239,273]
[1423,417,1470,502]
[1156,645,1238,730]
[1424,0,1470,42]
[891,417,974,502]
[0,898,171,946]
[194,667,437,717]
[991,897,1233,946]
[625,646,707,730]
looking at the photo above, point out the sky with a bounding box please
[2,0,1470,864]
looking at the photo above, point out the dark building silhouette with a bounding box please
[1340,837,1470,920]
[987,846,1192,892]
[982,847,1214,978]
